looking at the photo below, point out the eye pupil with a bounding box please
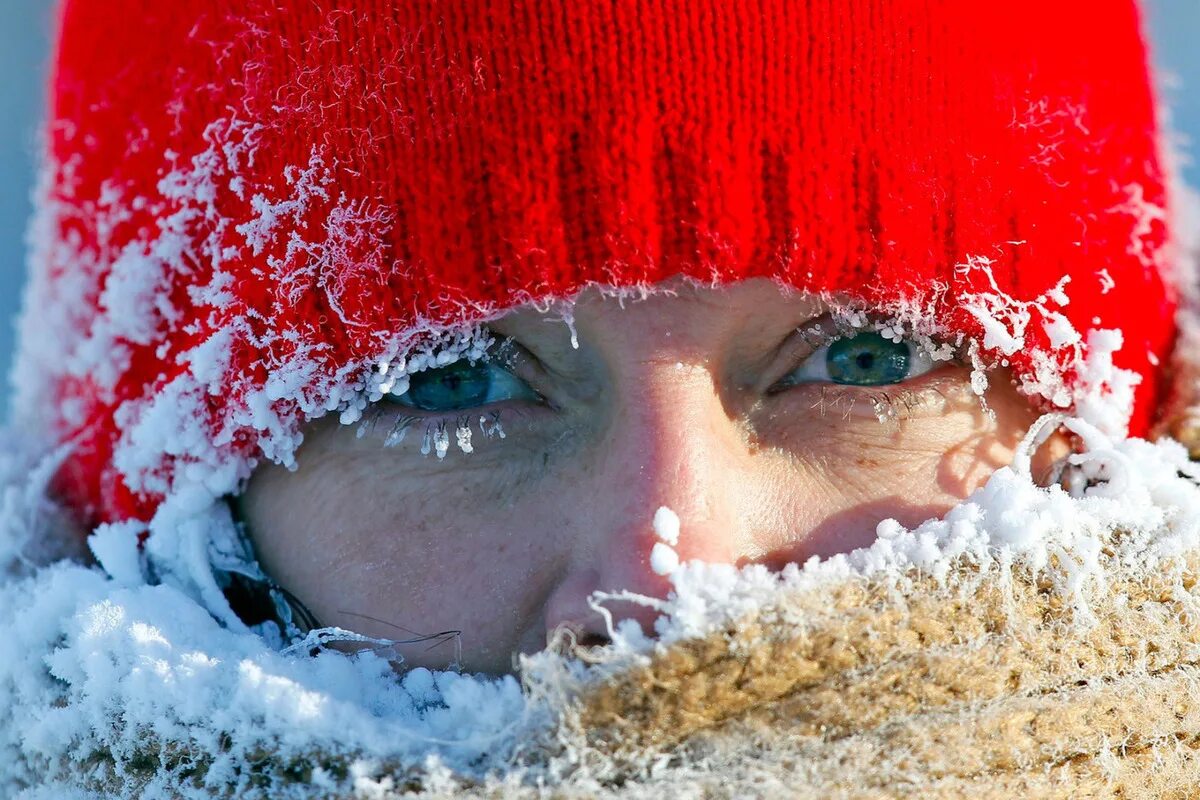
[827,333,910,386]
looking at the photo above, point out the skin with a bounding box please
[240,279,1066,675]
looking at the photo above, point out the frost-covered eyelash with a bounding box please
[356,405,510,457]
[806,383,950,424]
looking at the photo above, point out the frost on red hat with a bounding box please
[16,0,1177,526]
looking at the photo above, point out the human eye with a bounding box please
[772,331,937,390]
[388,358,542,413]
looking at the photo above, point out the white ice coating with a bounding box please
[433,425,450,460]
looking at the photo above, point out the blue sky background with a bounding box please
[0,3,1197,415]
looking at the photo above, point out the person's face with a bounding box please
[240,280,1060,674]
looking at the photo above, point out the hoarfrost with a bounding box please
[650,506,682,576]
[652,506,681,546]
[433,425,450,460]
[649,544,680,576]
[455,423,473,454]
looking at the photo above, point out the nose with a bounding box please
[541,360,756,646]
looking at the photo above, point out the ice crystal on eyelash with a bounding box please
[477,413,506,440]
[383,374,410,398]
[966,338,992,402]
[359,326,493,408]
[822,305,965,389]
[324,325,500,451]
[338,394,370,426]
[456,422,474,454]
[869,395,898,424]
[808,381,945,429]
[433,424,451,460]
[384,419,410,448]
[809,386,865,422]
[842,309,868,328]
[798,323,827,348]
[375,358,406,397]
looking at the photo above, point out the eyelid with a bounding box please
[758,314,840,392]
[488,336,557,402]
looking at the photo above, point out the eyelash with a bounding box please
[797,376,962,425]
[355,405,511,456]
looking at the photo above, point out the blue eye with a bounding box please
[390,360,539,412]
[779,332,936,388]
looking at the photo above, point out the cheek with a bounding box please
[754,395,1035,562]
[242,449,572,670]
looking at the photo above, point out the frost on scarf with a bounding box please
[3,414,1200,799]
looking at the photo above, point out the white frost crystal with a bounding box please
[650,543,680,576]
[653,506,681,546]
[650,506,682,575]
[433,425,450,459]
[456,423,474,454]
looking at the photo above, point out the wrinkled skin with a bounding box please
[241,280,1065,674]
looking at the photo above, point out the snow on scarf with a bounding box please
[3,405,1200,799]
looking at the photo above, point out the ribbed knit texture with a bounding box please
[25,0,1176,523]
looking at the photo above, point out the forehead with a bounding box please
[492,280,829,350]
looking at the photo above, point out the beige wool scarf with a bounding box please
[60,527,1200,799]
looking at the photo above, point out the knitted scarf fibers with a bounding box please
[20,0,1176,529]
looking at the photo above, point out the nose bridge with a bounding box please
[540,356,756,644]
[595,359,744,574]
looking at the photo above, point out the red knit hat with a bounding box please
[17,0,1178,527]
